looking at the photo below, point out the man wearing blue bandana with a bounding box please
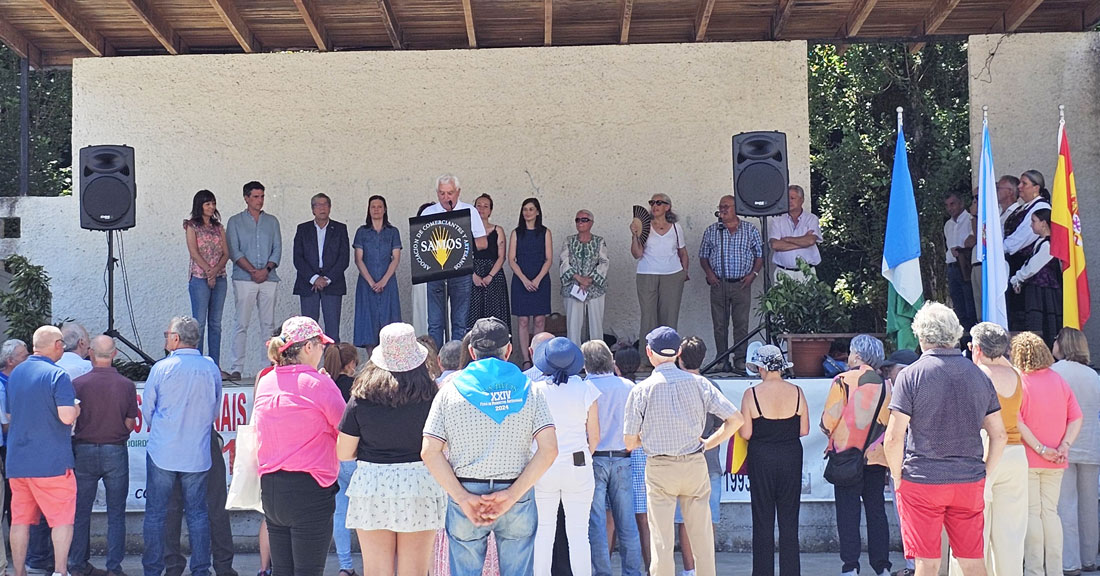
[422,317,559,576]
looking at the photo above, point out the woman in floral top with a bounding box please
[183,189,229,371]
[559,209,609,345]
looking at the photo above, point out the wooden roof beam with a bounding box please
[36,0,110,57]
[695,0,716,41]
[619,0,634,43]
[773,0,796,39]
[207,0,258,53]
[908,0,961,53]
[996,0,1046,32]
[0,15,42,68]
[544,0,552,46]
[844,0,879,37]
[376,0,403,49]
[120,0,184,54]
[461,0,476,47]
[293,0,330,51]
[1082,0,1100,29]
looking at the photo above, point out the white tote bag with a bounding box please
[225,423,264,512]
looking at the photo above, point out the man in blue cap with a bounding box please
[624,327,743,576]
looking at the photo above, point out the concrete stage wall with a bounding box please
[968,32,1100,349]
[1,42,809,374]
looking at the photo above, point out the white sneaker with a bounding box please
[840,571,857,576]
[681,571,696,576]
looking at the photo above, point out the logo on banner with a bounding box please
[409,209,475,284]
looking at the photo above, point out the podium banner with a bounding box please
[409,210,475,285]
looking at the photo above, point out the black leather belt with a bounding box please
[593,450,630,458]
[778,265,802,272]
[456,477,517,484]
[718,276,745,282]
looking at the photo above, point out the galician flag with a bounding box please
[978,114,1009,329]
[1051,117,1090,329]
[882,112,925,351]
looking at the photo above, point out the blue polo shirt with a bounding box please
[5,355,76,478]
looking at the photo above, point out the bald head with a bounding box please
[528,332,555,357]
[89,335,117,367]
[32,326,65,361]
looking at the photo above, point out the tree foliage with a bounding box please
[809,42,971,333]
[1,254,52,346]
[0,45,73,197]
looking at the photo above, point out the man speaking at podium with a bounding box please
[421,174,489,347]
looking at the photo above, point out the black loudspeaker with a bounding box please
[79,145,136,231]
[732,131,789,217]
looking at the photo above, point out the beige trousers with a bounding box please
[636,270,685,342]
[563,294,604,346]
[951,444,1029,576]
[644,453,714,576]
[1024,468,1064,576]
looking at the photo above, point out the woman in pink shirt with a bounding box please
[253,317,346,576]
[1014,332,1083,576]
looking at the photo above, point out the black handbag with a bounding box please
[824,381,886,487]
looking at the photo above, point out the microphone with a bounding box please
[714,211,721,220]
[446,199,454,210]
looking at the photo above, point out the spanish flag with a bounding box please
[1051,120,1090,329]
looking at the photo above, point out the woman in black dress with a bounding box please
[1010,208,1062,346]
[467,194,510,328]
[739,345,808,576]
[509,197,553,369]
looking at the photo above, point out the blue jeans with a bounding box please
[142,455,211,576]
[300,292,343,342]
[26,518,53,570]
[447,481,536,576]
[189,276,227,366]
[590,456,644,576]
[332,461,356,571]
[71,444,129,573]
[428,275,472,347]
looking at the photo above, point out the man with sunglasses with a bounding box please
[699,196,762,374]
[560,209,609,345]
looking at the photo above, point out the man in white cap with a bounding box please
[624,326,743,576]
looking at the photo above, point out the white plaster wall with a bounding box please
[3,43,809,374]
[968,32,1100,352]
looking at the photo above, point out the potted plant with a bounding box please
[756,259,851,377]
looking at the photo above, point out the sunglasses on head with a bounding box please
[648,200,669,206]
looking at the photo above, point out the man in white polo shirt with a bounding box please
[768,185,822,281]
[422,174,489,347]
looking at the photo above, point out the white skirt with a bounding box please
[345,460,446,532]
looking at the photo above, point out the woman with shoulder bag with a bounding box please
[820,335,892,576]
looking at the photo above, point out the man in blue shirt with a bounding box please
[225,181,281,380]
[141,317,222,576]
[6,326,80,576]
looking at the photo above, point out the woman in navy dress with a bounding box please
[353,195,402,353]
[509,197,553,369]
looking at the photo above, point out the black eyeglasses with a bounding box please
[163,331,178,338]
[648,200,669,207]
[575,218,592,223]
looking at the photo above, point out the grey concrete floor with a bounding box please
[84,550,912,576]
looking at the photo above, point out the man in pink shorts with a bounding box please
[5,326,81,576]
[883,303,1007,576]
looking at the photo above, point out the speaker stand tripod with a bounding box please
[104,231,156,365]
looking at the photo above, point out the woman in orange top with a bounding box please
[821,334,891,576]
[967,322,1027,576]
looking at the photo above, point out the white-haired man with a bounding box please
[422,174,489,347]
[884,302,1007,576]
[768,185,822,281]
[57,323,92,380]
[7,326,80,576]
[624,326,743,576]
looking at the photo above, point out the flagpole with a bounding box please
[1058,104,1065,144]
[897,106,903,131]
[982,105,988,126]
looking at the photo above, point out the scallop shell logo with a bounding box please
[431,227,452,267]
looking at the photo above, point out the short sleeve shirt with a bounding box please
[73,367,139,444]
[339,396,433,463]
[421,200,487,238]
[423,380,554,479]
[623,363,738,456]
[637,224,686,275]
[5,355,77,478]
[1019,367,1083,469]
[534,376,601,455]
[889,348,1000,484]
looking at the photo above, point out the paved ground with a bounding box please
[82,550,912,576]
